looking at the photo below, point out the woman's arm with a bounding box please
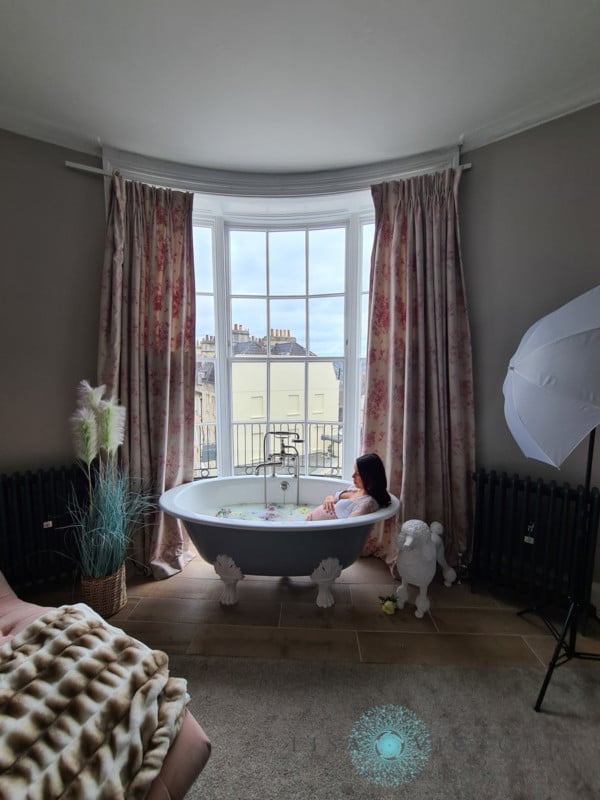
[334,486,358,501]
[323,486,356,513]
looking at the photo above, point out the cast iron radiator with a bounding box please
[470,469,600,606]
[0,465,86,592]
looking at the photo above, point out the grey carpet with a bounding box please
[170,656,600,800]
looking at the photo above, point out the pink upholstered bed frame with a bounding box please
[0,570,211,800]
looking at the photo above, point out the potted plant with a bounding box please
[68,380,153,617]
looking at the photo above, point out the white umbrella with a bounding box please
[502,285,600,468]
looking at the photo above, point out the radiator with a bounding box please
[0,465,87,592]
[471,469,600,606]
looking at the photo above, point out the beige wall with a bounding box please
[460,102,600,579]
[0,130,105,472]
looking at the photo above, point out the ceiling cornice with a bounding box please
[461,80,600,153]
[2,88,599,170]
[0,106,100,157]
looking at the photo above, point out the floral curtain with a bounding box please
[361,168,475,570]
[97,175,196,578]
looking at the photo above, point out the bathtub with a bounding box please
[160,475,399,607]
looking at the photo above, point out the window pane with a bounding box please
[309,296,344,357]
[308,361,343,476]
[230,230,266,294]
[231,299,266,355]
[193,226,213,292]
[194,359,217,478]
[231,361,267,473]
[231,362,267,423]
[270,362,305,423]
[362,223,374,292]
[269,231,305,295]
[196,295,215,342]
[269,299,306,354]
[309,228,345,295]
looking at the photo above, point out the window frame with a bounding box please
[193,197,374,480]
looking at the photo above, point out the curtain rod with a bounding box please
[65,158,471,181]
[65,160,113,177]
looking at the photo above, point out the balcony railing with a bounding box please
[193,422,343,480]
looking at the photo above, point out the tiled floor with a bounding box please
[23,550,600,668]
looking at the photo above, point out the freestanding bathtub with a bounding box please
[160,475,399,607]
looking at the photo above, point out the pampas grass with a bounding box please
[97,400,126,456]
[68,466,152,578]
[68,381,153,579]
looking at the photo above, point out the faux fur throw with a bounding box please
[0,605,189,799]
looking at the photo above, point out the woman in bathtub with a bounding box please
[306,453,391,520]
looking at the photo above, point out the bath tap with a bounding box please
[254,457,282,477]
[280,440,304,504]
[280,436,302,471]
[259,431,304,505]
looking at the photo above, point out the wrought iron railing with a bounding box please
[193,421,343,479]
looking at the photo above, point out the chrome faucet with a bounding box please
[281,440,302,504]
[281,442,300,477]
[254,457,281,477]
[257,431,304,505]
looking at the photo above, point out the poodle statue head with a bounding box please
[396,519,436,562]
[396,519,432,552]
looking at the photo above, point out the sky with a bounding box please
[193,223,373,358]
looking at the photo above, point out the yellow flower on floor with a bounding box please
[379,596,397,615]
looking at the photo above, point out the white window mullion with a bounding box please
[303,231,309,476]
[214,216,233,476]
[342,215,361,479]
[265,231,271,430]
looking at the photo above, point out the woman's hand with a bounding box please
[323,494,336,514]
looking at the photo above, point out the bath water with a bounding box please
[215,502,313,523]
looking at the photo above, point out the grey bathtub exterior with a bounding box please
[160,475,399,606]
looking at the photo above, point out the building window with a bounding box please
[193,195,373,480]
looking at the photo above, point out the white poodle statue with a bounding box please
[395,520,457,618]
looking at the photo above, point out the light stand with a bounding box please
[533,428,600,712]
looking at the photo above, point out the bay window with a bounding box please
[193,193,373,481]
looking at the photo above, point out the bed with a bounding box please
[0,569,211,799]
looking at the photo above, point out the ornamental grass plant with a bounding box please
[68,381,153,580]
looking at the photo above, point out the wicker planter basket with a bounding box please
[80,562,127,618]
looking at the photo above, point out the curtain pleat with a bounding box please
[361,168,475,569]
[98,175,196,578]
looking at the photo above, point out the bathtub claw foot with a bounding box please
[214,554,244,605]
[311,557,342,608]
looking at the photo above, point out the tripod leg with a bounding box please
[534,600,577,712]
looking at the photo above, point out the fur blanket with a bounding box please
[0,605,189,799]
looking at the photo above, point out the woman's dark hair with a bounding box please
[356,453,391,507]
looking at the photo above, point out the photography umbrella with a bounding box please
[503,284,600,468]
[502,284,600,711]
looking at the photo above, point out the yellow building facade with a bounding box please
[195,326,342,475]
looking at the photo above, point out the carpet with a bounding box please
[170,655,600,800]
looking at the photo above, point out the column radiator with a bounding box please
[471,469,600,606]
[0,465,86,592]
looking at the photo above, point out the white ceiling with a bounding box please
[1,1,600,173]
